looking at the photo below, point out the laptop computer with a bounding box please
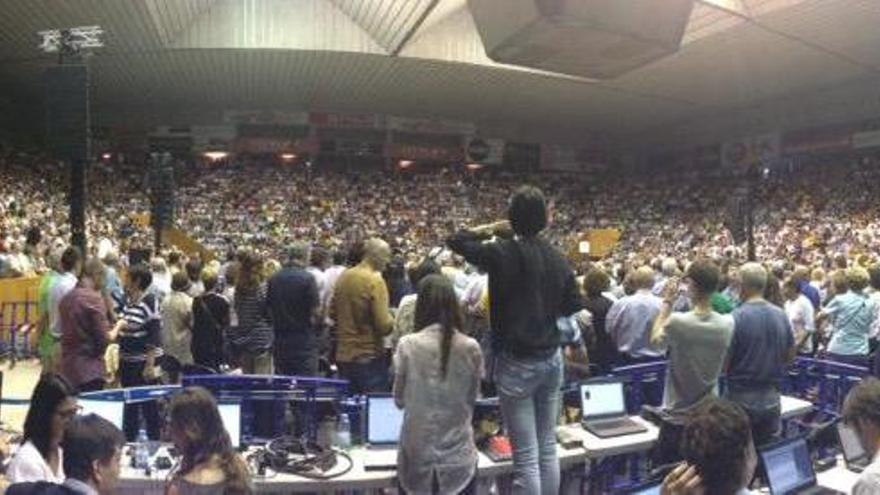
[217,403,242,449]
[79,399,124,430]
[760,436,843,495]
[836,422,871,473]
[363,395,404,471]
[580,380,647,438]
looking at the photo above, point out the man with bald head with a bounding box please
[606,266,665,365]
[331,238,394,393]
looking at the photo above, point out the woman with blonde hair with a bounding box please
[166,387,251,494]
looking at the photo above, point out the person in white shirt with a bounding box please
[843,378,880,495]
[783,278,816,355]
[7,374,78,484]
[6,414,125,495]
[661,398,757,495]
[867,265,880,340]
[44,247,82,373]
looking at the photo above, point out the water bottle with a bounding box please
[336,414,351,449]
[135,428,150,469]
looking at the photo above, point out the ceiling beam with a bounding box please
[390,0,440,56]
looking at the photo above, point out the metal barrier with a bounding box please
[0,300,38,360]
[786,357,869,414]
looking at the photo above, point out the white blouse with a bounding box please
[7,440,65,483]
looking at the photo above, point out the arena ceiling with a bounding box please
[1,0,880,148]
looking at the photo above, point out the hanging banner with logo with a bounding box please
[309,112,384,129]
[388,116,477,135]
[721,133,780,168]
[464,137,505,164]
[540,144,607,172]
[223,110,309,125]
[386,142,463,162]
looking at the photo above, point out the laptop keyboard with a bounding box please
[591,418,634,429]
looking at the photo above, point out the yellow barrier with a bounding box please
[163,227,216,262]
[588,229,622,258]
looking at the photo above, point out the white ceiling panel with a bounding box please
[0,0,878,148]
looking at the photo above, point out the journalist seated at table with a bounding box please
[661,398,758,495]
[7,374,78,484]
[7,414,125,495]
[165,387,252,495]
[842,377,880,494]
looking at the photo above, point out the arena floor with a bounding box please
[1,360,45,433]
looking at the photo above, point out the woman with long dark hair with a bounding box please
[166,387,251,494]
[7,373,78,483]
[393,274,483,495]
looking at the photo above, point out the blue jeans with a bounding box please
[495,350,563,495]
[338,358,389,394]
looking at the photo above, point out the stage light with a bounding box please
[466,163,484,171]
[203,151,229,161]
[101,153,112,160]
[280,153,297,161]
[398,160,414,169]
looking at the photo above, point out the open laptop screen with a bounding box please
[838,422,868,464]
[217,403,241,448]
[78,400,124,430]
[367,396,404,445]
[761,437,815,494]
[580,381,626,420]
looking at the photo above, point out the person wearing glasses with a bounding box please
[7,374,78,483]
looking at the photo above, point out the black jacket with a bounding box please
[447,231,583,358]
[7,482,78,495]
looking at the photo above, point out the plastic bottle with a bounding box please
[336,413,351,449]
[135,428,150,469]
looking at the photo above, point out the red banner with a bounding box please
[386,143,463,162]
[309,112,383,129]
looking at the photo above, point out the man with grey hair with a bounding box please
[267,242,321,376]
[723,262,795,446]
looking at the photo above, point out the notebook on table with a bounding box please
[580,379,647,439]
[363,395,404,471]
[759,436,843,495]
[836,422,870,473]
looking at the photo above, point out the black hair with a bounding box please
[62,414,125,482]
[868,265,880,292]
[60,246,82,273]
[681,398,754,495]
[508,185,547,238]
[408,259,441,288]
[185,259,203,282]
[127,263,153,291]
[22,374,76,461]
[414,275,464,378]
[332,250,346,266]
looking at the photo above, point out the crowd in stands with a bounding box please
[4,147,880,494]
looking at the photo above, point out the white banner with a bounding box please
[852,130,880,149]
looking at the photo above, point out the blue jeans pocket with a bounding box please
[495,355,539,398]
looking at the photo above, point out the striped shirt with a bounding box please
[232,283,273,353]
[119,293,163,362]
